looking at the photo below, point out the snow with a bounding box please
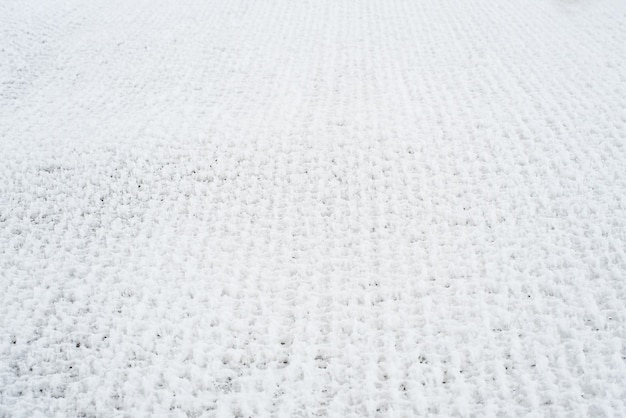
[1,0,626,416]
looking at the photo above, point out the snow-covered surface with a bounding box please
[2,0,626,416]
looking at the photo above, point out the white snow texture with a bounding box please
[1,0,626,416]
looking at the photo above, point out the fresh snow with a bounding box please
[1,0,626,416]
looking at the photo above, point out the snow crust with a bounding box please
[1,0,626,416]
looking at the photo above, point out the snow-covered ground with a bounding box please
[2,0,626,416]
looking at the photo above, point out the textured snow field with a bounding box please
[2,0,626,416]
